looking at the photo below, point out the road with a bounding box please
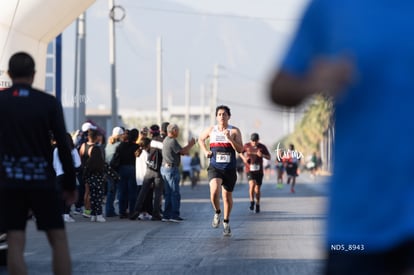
[0,173,328,275]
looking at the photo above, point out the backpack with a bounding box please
[146,140,163,171]
[146,148,162,171]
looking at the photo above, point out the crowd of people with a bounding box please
[67,122,167,222]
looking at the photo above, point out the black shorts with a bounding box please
[182,171,191,180]
[326,240,414,274]
[247,172,264,185]
[286,163,298,177]
[207,166,237,192]
[0,187,64,231]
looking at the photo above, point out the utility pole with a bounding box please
[77,13,86,128]
[73,18,79,129]
[200,84,205,129]
[109,1,125,131]
[55,34,62,102]
[289,107,295,134]
[156,37,163,126]
[184,69,191,141]
[210,64,219,125]
[200,83,206,169]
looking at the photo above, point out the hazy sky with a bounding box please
[172,0,308,33]
[60,0,309,146]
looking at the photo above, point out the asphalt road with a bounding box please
[0,173,328,275]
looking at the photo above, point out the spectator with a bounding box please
[130,124,165,221]
[180,155,192,186]
[160,124,195,222]
[53,133,82,223]
[115,129,140,219]
[104,126,124,217]
[190,152,201,188]
[83,146,120,222]
[0,52,77,274]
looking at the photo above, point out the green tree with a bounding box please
[273,94,334,162]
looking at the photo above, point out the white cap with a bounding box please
[112,126,124,136]
[81,122,97,132]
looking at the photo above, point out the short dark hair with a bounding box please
[8,52,35,78]
[250,133,259,141]
[215,105,231,117]
[129,128,139,142]
[161,122,170,133]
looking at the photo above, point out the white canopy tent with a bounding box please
[0,0,95,89]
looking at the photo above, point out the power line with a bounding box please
[220,66,263,84]
[128,5,298,22]
[218,98,279,112]
[117,27,151,61]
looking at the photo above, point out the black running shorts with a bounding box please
[0,188,64,231]
[207,166,237,192]
[247,172,264,185]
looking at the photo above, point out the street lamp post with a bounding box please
[108,1,125,131]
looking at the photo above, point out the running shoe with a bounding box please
[255,204,260,213]
[170,217,184,223]
[96,215,106,222]
[73,208,82,215]
[138,213,153,220]
[212,213,221,228]
[223,222,232,237]
[144,213,152,220]
[277,183,283,189]
[82,209,91,218]
[249,201,255,211]
[63,214,75,223]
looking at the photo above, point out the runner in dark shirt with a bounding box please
[0,52,76,274]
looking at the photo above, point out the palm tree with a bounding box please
[273,94,334,172]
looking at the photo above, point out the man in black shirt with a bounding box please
[0,52,77,274]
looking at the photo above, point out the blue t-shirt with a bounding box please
[281,0,414,252]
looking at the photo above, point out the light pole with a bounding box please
[108,1,125,131]
[210,64,219,126]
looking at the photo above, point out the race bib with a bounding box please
[216,152,231,163]
[250,164,260,171]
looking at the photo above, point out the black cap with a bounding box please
[250,133,259,141]
[150,124,160,136]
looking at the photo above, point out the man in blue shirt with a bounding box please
[269,1,414,274]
